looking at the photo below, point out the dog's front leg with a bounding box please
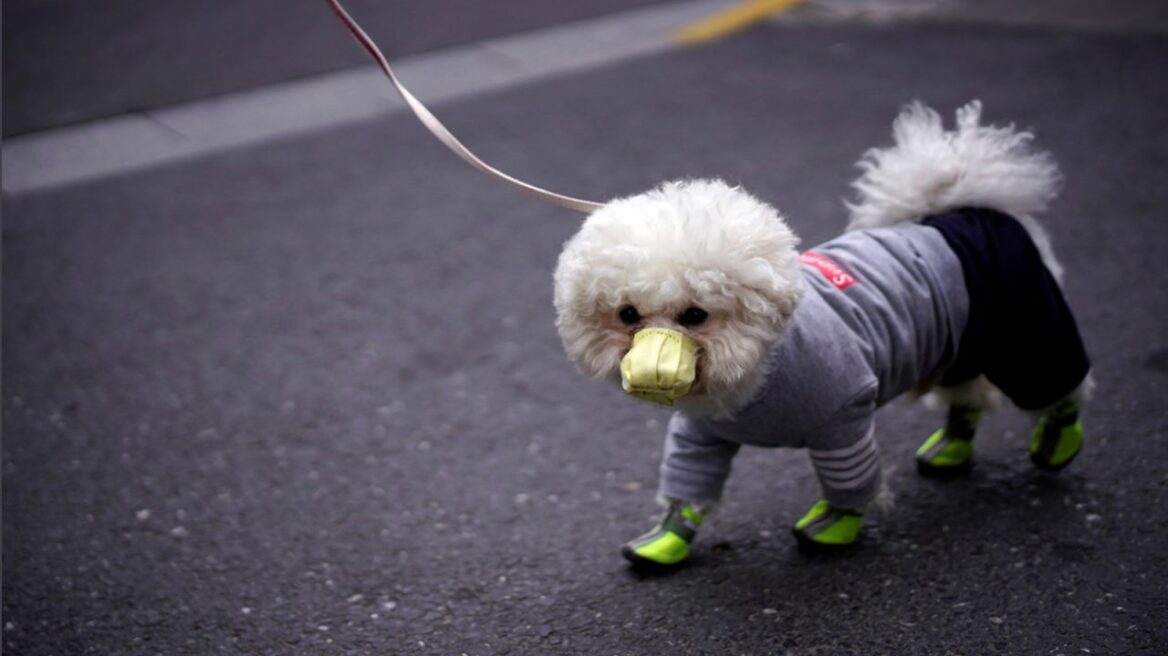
[794,421,880,551]
[621,413,740,568]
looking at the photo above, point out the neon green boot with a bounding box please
[791,499,863,552]
[916,406,980,477]
[621,504,703,568]
[1030,404,1083,471]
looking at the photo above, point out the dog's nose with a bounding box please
[620,328,699,406]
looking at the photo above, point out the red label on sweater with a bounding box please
[801,251,857,290]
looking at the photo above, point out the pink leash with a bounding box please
[324,0,605,214]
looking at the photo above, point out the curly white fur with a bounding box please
[553,179,805,417]
[847,100,1064,280]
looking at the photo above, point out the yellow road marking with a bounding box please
[675,0,806,45]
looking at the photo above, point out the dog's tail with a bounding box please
[846,101,1064,280]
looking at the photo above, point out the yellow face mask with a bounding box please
[620,328,699,406]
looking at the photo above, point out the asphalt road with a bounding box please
[1,0,675,136]
[4,13,1168,656]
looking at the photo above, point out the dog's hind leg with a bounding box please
[915,376,1000,477]
[1026,374,1093,471]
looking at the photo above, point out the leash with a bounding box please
[324,0,605,214]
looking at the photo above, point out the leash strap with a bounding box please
[325,0,605,214]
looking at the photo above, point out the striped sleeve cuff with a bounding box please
[809,424,881,510]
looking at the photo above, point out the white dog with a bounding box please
[553,101,1092,566]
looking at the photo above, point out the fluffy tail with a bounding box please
[846,101,1064,280]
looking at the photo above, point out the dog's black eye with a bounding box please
[618,306,641,325]
[678,307,708,327]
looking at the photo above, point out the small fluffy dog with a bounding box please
[552,101,1092,566]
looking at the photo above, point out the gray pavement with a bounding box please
[793,0,1168,33]
[1,0,741,195]
[1,0,676,136]
[4,6,1168,656]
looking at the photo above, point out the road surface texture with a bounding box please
[4,1,1168,655]
[1,0,676,136]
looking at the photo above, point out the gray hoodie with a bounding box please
[659,223,969,510]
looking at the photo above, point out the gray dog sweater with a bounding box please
[659,222,969,510]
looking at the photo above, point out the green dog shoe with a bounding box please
[1030,409,1083,471]
[792,500,863,551]
[621,505,703,568]
[915,406,980,477]
[915,429,974,477]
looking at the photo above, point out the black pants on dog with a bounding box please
[923,208,1090,411]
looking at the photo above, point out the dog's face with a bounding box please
[553,180,805,417]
